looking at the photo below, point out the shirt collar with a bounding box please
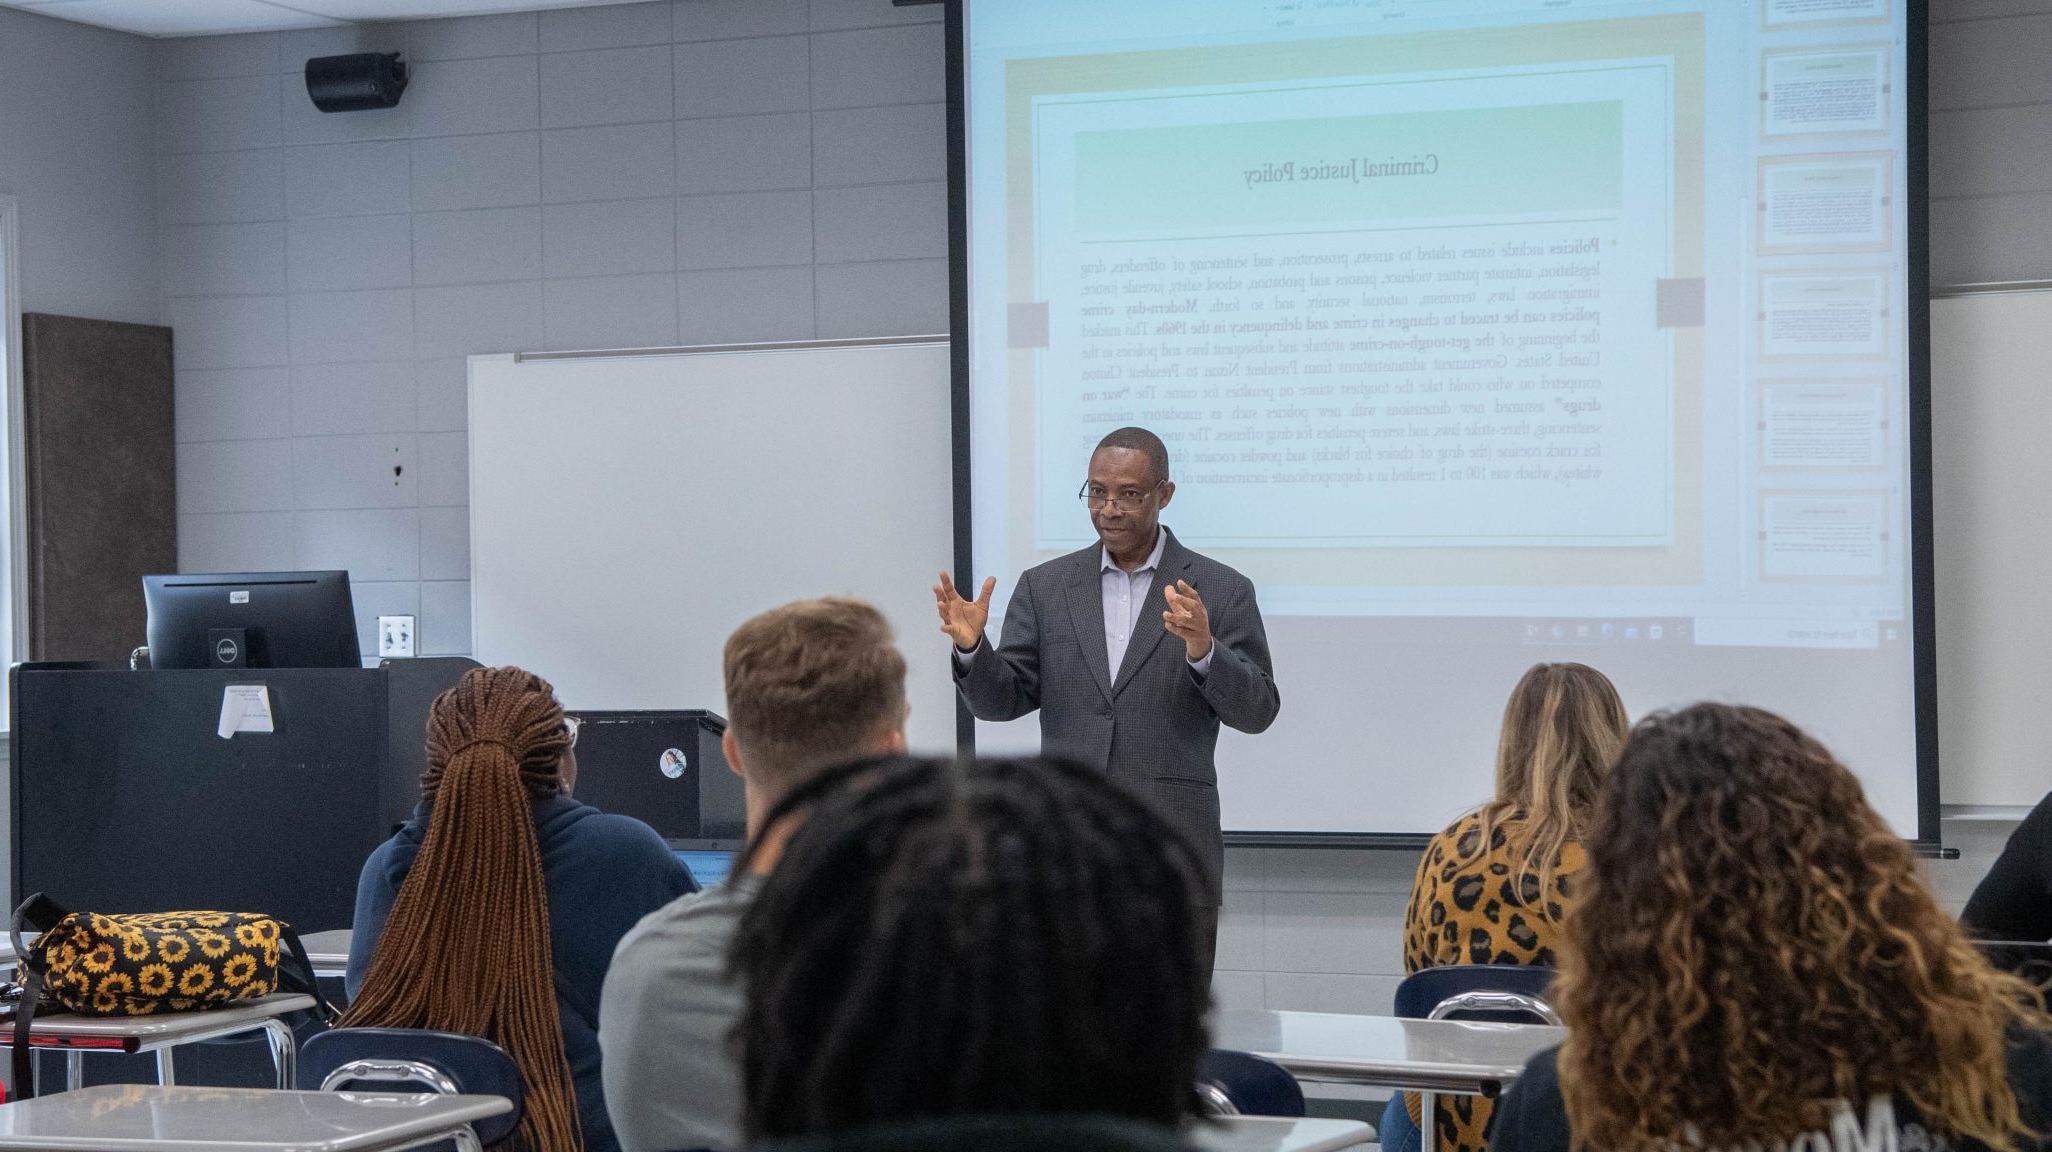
[1100,527,1167,576]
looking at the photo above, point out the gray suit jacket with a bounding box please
[953,527,1280,902]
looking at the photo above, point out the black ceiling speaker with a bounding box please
[305,52,408,113]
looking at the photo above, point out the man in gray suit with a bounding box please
[935,426,1280,973]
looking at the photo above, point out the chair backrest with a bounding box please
[1393,965,1560,1025]
[1973,939,2052,987]
[298,1027,523,1146]
[1196,1049,1305,1117]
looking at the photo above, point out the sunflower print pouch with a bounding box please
[6,894,335,1100]
[27,910,290,1017]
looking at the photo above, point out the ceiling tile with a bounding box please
[0,0,342,35]
[296,0,633,19]
[0,0,649,37]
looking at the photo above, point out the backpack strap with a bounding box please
[275,926,338,1025]
[8,894,65,1101]
[9,894,65,963]
[10,966,41,1101]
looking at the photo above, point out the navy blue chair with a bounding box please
[1385,965,1559,1152]
[1196,1048,1305,1117]
[298,1027,522,1150]
[1392,964,1559,1025]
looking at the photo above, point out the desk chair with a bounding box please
[1196,1049,1305,1117]
[1392,965,1559,1026]
[299,1028,522,1150]
[1972,939,2052,988]
[1387,966,1558,1152]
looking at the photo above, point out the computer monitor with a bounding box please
[568,709,742,840]
[674,850,735,889]
[143,571,360,670]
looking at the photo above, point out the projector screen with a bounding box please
[955,0,1935,841]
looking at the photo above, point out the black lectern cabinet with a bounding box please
[10,658,478,933]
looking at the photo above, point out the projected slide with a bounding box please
[963,0,1919,836]
[1047,81,1672,552]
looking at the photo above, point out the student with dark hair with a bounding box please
[601,598,909,1152]
[1964,788,2052,944]
[345,666,695,1152]
[731,755,1213,1152]
[1490,703,2052,1152]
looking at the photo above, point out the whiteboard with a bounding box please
[1931,291,2052,807]
[468,340,962,754]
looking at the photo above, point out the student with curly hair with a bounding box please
[345,666,694,1152]
[1490,703,2052,1152]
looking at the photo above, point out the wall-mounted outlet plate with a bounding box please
[378,614,415,658]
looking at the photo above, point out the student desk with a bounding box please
[3,994,315,1094]
[1193,1116,1372,1152]
[1214,1010,1559,1094]
[0,1084,511,1152]
[298,932,352,982]
[1213,1010,1562,1152]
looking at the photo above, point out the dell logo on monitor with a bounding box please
[214,638,240,664]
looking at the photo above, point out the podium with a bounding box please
[10,659,478,933]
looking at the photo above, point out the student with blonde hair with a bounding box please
[1386,663,1629,1152]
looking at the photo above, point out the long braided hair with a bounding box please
[730,755,1213,1141]
[341,666,583,1152]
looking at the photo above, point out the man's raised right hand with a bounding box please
[933,571,995,651]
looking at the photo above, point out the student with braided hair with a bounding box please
[345,666,695,1152]
[731,754,1214,1152]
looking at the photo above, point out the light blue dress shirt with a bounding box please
[1100,527,1213,679]
[959,527,1212,682]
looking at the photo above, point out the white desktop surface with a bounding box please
[1212,1010,1561,1093]
[297,931,352,980]
[8,995,315,1045]
[1192,1116,1372,1152]
[0,1085,511,1151]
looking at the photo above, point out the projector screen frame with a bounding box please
[941,0,1942,851]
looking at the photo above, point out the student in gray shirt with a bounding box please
[599,597,910,1152]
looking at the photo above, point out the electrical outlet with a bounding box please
[378,615,415,658]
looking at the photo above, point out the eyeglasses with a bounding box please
[564,714,581,748]
[1078,480,1165,511]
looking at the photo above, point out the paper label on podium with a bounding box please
[218,685,275,738]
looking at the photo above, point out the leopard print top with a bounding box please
[1398,811,1585,1152]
